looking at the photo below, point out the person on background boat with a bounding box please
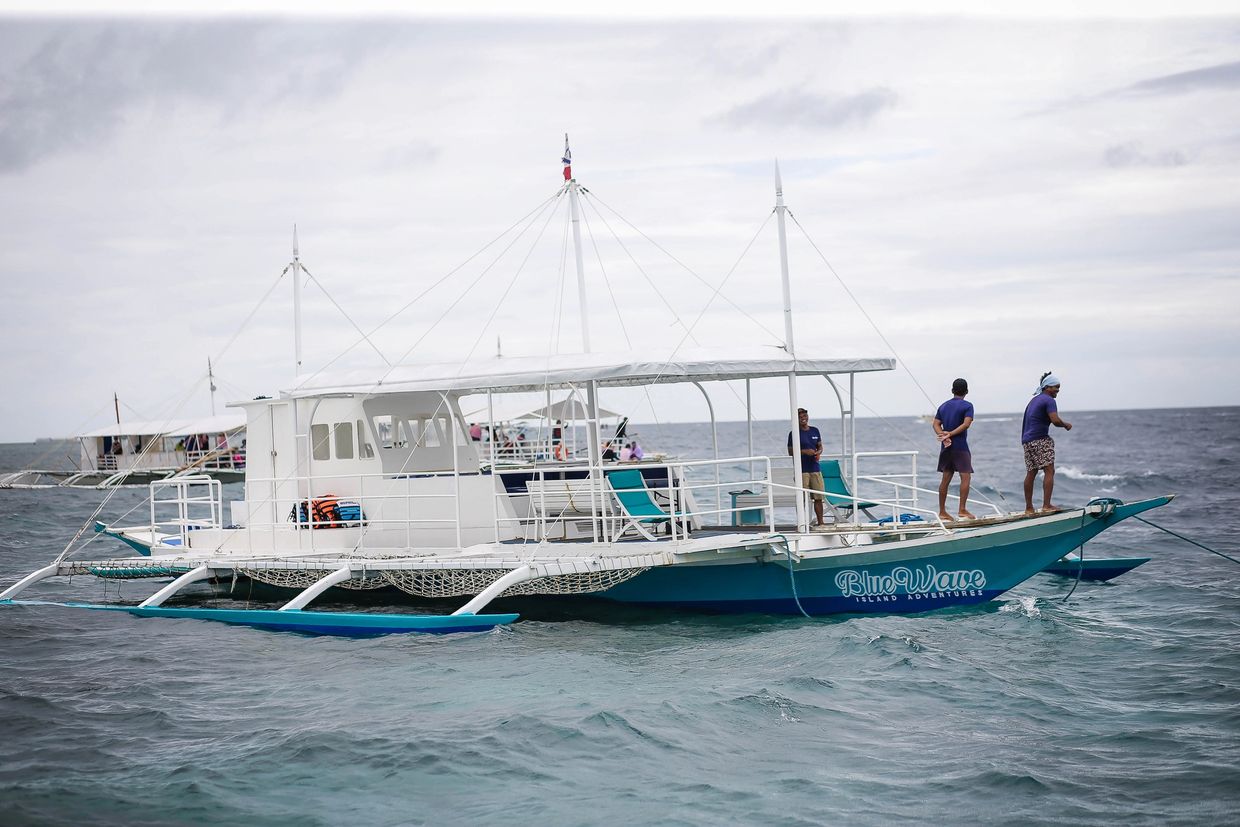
[1022,371,1073,515]
[619,443,633,462]
[933,378,976,521]
[630,440,644,460]
[552,420,565,460]
[469,422,482,441]
[601,441,618,461]
[787,407,826,527]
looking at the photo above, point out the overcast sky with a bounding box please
[0,11,1237,441]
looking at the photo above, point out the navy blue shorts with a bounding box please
[938,448,973,474]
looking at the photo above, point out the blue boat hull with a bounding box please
[597,497,1171,615]
[1040,557,1150,581]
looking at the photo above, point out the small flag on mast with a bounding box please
[562,134,572,181]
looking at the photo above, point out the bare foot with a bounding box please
[938,512,954,521]
[1023,508,1036,517]
[1040,505,1062,513]
[958,510,977,520]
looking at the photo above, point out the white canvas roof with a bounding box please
[462,394,623,423]
[284,346,896,399]
[79,412,247,439]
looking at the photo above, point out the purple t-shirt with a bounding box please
[935,397,974,451]
[788,426,823,473]
[1022,393,1058,444]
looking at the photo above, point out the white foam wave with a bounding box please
[999,595,1041,619]
[1058,466,1123,483]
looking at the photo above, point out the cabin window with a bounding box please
[334,422,354,460]
[357,420,374,458]
[373,414,406,449]
[416,417,442,448]
[311,424,330,461]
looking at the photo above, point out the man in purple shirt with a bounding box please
[933,378,975,521]
[1022,371,1073,514]
[788,408,826,527]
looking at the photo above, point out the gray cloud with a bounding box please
[1104,141,1188,168]
[712,87,897,131]
[1117,60,1240,97]
[0,21,398,174]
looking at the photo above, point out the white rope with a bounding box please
[787,210,937,409]
[300,265,392,366]
[583,189,785,343]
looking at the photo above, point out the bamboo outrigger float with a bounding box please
[0,147,1173,635]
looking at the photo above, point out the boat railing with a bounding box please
[149,475,224,547]
[495,455,777,543]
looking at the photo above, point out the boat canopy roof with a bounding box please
[282,346,896,399]
[462,394,623,423]
[80,412,247,439]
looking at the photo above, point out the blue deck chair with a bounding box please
[606,469,685,540]
[820,460,880,520]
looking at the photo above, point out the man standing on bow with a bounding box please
[788,407,826,527]
[1022,371,1073,515]
[933,378,976,521]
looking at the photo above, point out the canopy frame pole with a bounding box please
[692,381,721,525]
[138,564,215,608]
[585,380,604,542]
[487,388,499,542]
[746,379,754,483]
[442,392,463,551]
[280,565,353,611]
[775,161,808,533]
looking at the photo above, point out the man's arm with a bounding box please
[944,416,973,437]
[1048,411,1072,431]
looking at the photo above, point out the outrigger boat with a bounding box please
[0,154,1172,635]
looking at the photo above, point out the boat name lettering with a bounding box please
[834,566,987,598]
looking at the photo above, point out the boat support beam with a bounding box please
[138,564,215,608]
[279,565,354,611]
[452,565,535,616]
[0,563,62,601]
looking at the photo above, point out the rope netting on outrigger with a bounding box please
[64,556,652,599]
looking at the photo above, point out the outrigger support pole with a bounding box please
[0,563,61,601]
[280,564,354,611]
[452,565,535,616]
[775,161,809,533]
[138,564,215,608]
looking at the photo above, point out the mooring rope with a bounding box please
[771,533,813,619]
[1133,516,1240,567]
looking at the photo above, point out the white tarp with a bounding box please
[462,394,622,423]
[79,412,247,439]
[284,346,896,399]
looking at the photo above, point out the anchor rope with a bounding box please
[1134,516,1240,567]
[771,533,813,619]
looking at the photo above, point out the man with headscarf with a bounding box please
[1021,372,1073,514]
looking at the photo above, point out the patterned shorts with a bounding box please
[1023,436,1055,471]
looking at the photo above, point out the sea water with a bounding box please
[1,408,1237,825]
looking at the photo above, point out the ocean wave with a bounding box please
[1059,466,1123,483]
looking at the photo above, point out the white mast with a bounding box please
[207,357,217,416]
[292,225,303,376]
[776,161,809,532]
[566,135,591,354]
[565,136,603,533]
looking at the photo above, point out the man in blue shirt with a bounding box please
[787,407,825,526]
[1022,372,1073,514]
[933,378,976,521]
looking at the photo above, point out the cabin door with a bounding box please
[267,402,297,525]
